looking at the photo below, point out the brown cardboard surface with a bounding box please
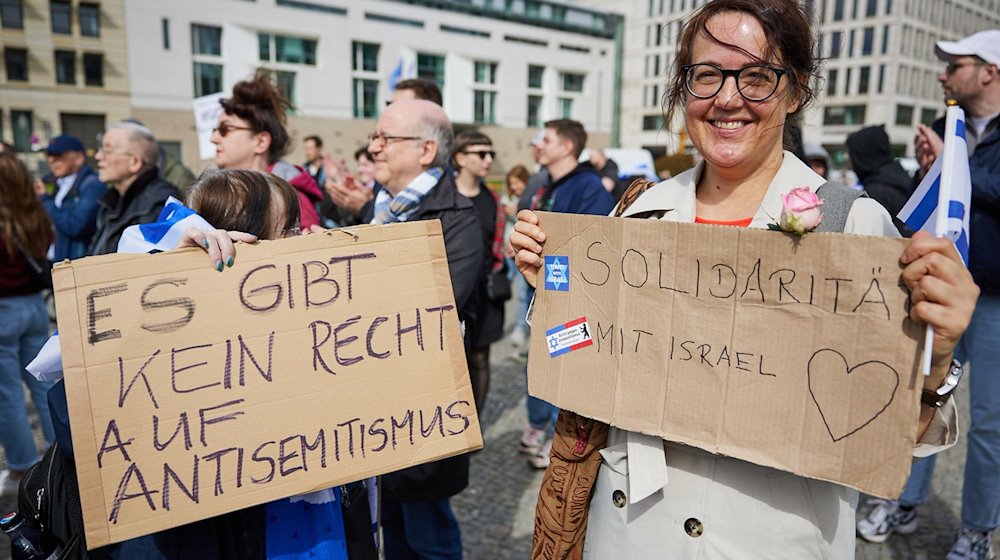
[53,221,482,548]
[528,212,923,498]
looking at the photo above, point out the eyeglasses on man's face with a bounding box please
[367,131,425,148]
[944,59,985,75]
[681,63,787,102]
[213,122,255,137]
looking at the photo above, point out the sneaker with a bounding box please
[947,528,996,560]
[519,426,545,455]
[856,499,918,543]
[529,440,553,469]
[0,470,20,497]
[509,328,527,348]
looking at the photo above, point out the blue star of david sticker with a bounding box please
[544,256,570,291]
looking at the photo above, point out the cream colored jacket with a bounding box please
[582,153,958,560]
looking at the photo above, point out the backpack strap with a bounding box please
[815,181,867,234]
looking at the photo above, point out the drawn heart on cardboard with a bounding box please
[807,349,899,442]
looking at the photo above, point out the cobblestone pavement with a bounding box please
[3,329,996,560]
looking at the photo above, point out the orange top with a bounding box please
[694,216,753,227]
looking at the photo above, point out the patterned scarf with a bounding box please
[371,167,443,225]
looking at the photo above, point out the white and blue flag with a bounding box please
[897,104,972,266]
[27,198,215,382]
[116,196,215,254]
[387,46,417,93]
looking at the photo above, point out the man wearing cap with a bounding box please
[89,122,180,255]
[35,135,107,261]
[857,29,1000,560]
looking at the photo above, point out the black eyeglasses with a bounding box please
[213,123,255,137]
[462,150,496,159]
[681,63,787,102]
[367,131,424,148]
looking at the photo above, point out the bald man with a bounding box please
[89,122,180,255]
[368,99,481,559]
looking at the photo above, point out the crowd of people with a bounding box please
[0,0,997,557]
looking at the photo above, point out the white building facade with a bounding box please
[576,0,1000,167]
[123,0,622,169]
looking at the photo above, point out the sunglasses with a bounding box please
[213,123,255,137]
[462,150,496,159]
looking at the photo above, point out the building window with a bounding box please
[474,90,497,124]
[162,18,170,50]
[833,0,844,20]
[50,0,71,34]
[559,97,572,118]
[352,41,379,72]
[881,25,889,54]
[830,31,842,58]
[193,62,222,96]
[275,36,316,65]
[191,24,222,56]
[272,70,296,105]
[862,27,874,56]
[475,61,497,85]
[858,66,870,94]
[865,0,877,16]
[642,114,664,131]
[11,110,32,151]
[54,50,75,84]
[1,0,24,29]
[877,64,885,93]
[895,104,913,126]
[826,68,838,96]
[79,3,100,37]
[416,52,444,88]
[527,94,542,127]
[4,47,27,81]
[83,52,102,86]
[353,78,378,118]
[822,104,866,125]
[920,108,938,126]
[560,72,584,92]
[258,34,317,65]
[528,65,544,89]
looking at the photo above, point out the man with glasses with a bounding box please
[35,134,106,262]
[857,29,1000,560]
[89,122,180,255]
[371,98,481,560]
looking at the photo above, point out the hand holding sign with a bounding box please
[511,209,546,288]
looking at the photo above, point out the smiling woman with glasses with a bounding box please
[510,0,976,558]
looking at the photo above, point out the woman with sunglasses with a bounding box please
[211,72,324,230]
[451,130,505,412]
[511,0,977,557]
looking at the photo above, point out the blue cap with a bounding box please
[45,134,85,155]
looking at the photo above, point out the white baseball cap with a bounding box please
[935,29,1000,67]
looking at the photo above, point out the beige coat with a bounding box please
[582,153,958,560]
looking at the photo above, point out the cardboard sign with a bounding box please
[528,212,924,499]
[192,92,225,161]
[54,221,482,548]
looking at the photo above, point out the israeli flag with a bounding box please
[897,104,972,266]
[387,46,417,93]
[27,198,216,382]
[116,196,215,254]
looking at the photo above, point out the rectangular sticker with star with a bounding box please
[545,317,594,357]
[544,255,570,291]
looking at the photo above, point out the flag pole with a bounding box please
[921,99,960,376]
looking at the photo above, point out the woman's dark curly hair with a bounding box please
[663,0,818,132]
[220,71,292,165]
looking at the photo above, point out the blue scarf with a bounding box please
[371,167,443,224]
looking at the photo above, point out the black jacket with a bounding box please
[380,171,483,502]
[846,125,914,236]
[89,168,181,256]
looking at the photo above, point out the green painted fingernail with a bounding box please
[226,256,234,268]
[203,239,210,248]
[215,260,223,272]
